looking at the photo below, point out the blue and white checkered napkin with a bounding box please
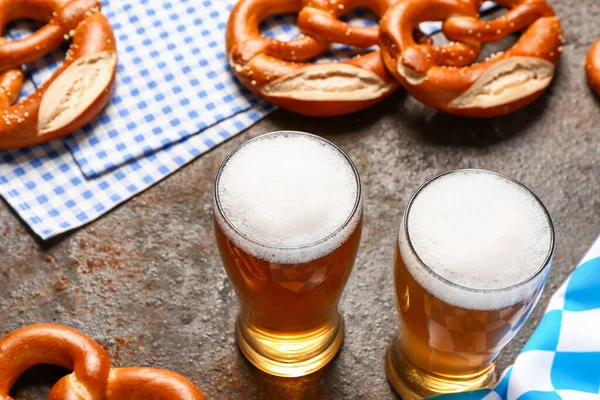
[0,0,279,239]
[433,236,600,400]
[0,1,494,240]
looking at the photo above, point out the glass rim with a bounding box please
[214,130,362,252]
[402,168,555,295]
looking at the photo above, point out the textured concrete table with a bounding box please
[1,2,599,398]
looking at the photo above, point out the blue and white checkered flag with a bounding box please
[431,236,600,400]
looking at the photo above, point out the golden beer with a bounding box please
[214,131,362,377]
[386,170,554,399]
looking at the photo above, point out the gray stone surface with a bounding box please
[1,1,599,398]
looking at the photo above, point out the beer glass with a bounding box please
[386,169,554,399]
[214,131,363,377]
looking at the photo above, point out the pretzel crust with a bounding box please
[107,368,207,400]
[0,324,205,400]
[227,0,398,117]
[586,38,600,97]
[0,0,117,149]
[379,0,562,118]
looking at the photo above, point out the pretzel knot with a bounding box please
[380,0,563,117]
[586,38,600,97]
[227,0,398,117]
[0,324,206,400]
[0,0,118,149]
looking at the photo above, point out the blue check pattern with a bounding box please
[0,1,494,239]
[0,104,272,238]
[432,237,600,400]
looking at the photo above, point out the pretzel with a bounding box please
[0,324,206,400]
[0,0,117,149]
[586,38,600,97]
[379,0,563,118]
[227,0,398,117]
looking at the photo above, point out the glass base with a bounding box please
[385,341,497,399]
[235,315,344,378]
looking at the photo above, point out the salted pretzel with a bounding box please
[379,0,563,118]
[0,324,206,400]
[0,0,117,149]
[586,38,600,97]
[227,0,398,117]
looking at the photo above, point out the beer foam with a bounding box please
[400,170,553,310]
[215,131,361,264]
